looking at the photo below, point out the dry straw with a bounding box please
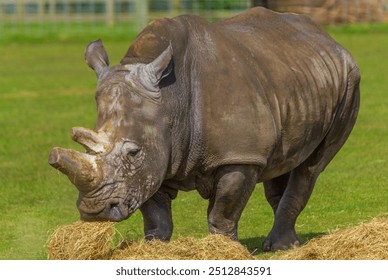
[276,218,388,260]
[111,234,254,260]
[47,221,115,260]
[47,218,388,260]
[47,221,254,260]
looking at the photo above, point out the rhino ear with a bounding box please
[142,43,173,91]
[85,39,110,78]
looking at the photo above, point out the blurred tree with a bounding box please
[252,0,268,8]
[180,0,249,10]
[150,0,170,11]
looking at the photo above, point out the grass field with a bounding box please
[0,23,387,260]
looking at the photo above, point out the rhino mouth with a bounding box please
[77,194,139,222]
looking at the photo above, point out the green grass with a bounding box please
[0,23,387,259]
[0,22,140,44]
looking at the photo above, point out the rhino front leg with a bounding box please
[207,165,260,240]
[139,186,177,241]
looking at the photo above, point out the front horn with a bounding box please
[48,147,102,193]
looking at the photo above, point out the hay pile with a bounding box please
[277,0,387,24]
[47,221,115,260]
[111,235,254,260]
[47,221,254,260]
[276,218,388,260]
[48,218,388,260]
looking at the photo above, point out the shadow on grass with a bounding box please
[240,232,326,256]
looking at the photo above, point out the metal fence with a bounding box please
[1,0,388,38]
[0,0,253,39]
[0,0,253,25]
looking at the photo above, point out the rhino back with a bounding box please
[121,8,356,180]
[206,8,355,177]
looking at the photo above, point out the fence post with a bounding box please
[16,0,24,22]
[37,0,44,19]
[135,0,148,30]
[48,0,55,21]
[106,0,115,26]
[171,0,180,16]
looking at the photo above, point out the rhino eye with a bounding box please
[128,149,140,157]
[122,141,141,158]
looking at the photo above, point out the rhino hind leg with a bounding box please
[262,67,360,252]
[262,167,318,252]
[207,165,260,240]
[263,172,290,214]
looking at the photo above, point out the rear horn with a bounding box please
[71,127,110,154]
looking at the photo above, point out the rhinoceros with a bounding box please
[49,7,360,251]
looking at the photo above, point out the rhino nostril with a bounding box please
[110,203,119,210]
[109,203,122,221]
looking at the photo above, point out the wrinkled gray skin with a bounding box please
[49,7,360,251]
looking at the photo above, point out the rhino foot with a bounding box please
[262,230,300,252]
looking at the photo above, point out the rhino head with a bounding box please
[49,40,173,222]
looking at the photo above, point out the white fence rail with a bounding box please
[3,0,387,24]
[0,0,252,24]
[1,0,140,24]
[1,0,387,39]
[0,0,253,39]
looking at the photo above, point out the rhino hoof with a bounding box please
[262,236,300,252]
